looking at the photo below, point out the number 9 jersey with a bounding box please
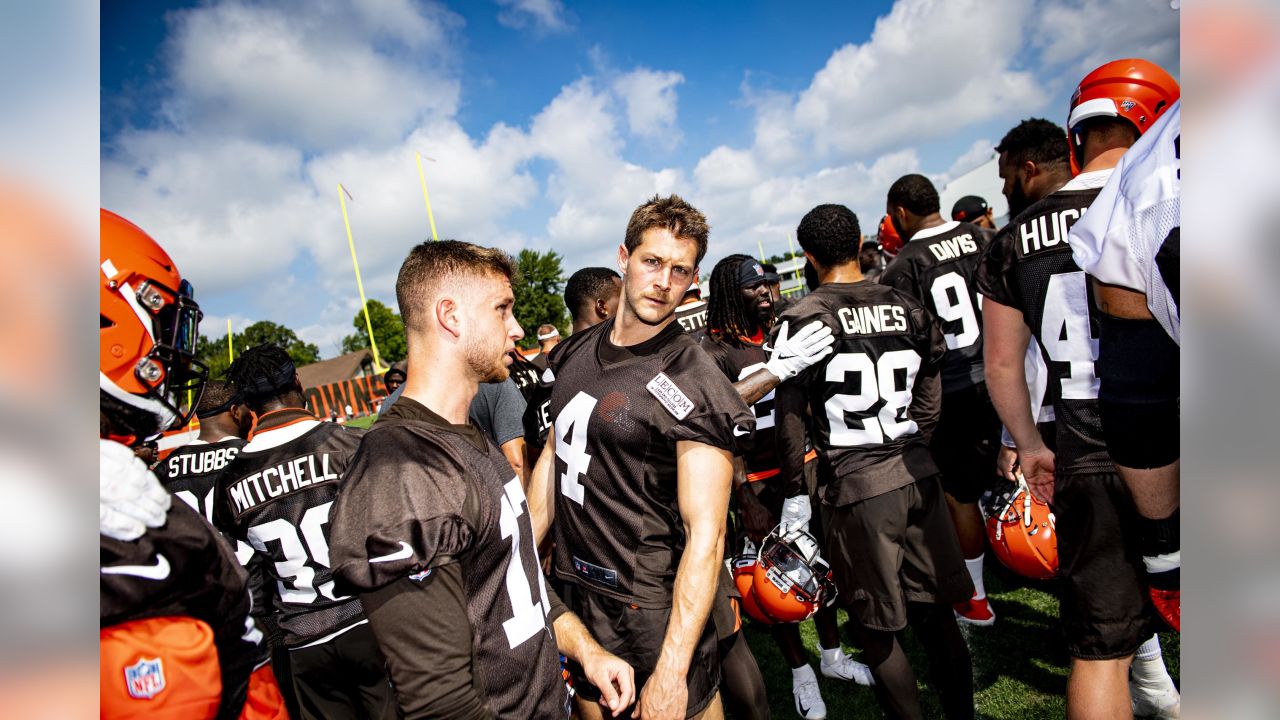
[775,282,947,506]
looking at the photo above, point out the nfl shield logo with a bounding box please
[125,657,166,700]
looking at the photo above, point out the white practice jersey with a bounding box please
[1069,100,1181,344]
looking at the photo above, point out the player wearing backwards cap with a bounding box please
[978,59,1180,719]
[1068,99,1182,636]
[214,344,396,719]
[100,209,285,719]
[950,196,996,230]
[775,204,974,720]
[882,174,1001,627]
[703,254,874,720]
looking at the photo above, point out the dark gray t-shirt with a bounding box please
[379,379,528,447]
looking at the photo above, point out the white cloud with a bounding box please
[1033,0,1181,78]
[496,0,570,33]
[943,138,995,183]
[611,69,685,147]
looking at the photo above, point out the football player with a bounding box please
[703,254,874,720]
[100,209,284,719]
[775,204,975,720]
[154,380,250,523]
[950,196,996,230]
[328,240,634,719]
[214,344,396,719]
[673,280,709,341]
[859,238,885,283]
[530,195,754,720]
[977,59,1180,719]
[1068,98,1182,634]
[537,324,563,356]
[881,174,1001,626]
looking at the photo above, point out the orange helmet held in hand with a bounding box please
[101,209,207,442]
[981,478,1058,581]
[732,540,775,625]
[750,527,837,623]
[1067,58,1180,175]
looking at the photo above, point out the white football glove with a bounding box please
[101,439,171,542]
[779,494,812,536]
[765,320,835,381]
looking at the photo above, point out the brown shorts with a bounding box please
[822,476,973,631]
[931,383,1002,504]
[1054,471,1158,659]
[562,586,719,718]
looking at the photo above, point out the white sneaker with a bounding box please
[1131,678,1181,718]
[792,675,827,719]
[819,651,876,687]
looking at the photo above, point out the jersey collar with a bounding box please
[909,220,960,241]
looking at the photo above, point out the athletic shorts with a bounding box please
[1053,471,1157,659]
[562,586,720,718]
[822,475,973,631]
[931,383,1001,504]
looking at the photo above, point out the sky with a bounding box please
[101,0,1180,357]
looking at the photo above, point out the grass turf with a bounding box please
[342,414,377,429]
[739,562,1178,719]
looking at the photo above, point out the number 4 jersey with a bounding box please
[776,282,946,506]
[976,170,1114,475]
[548,319,754,607]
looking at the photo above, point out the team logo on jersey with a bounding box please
[646,372,694,420]
[124,657,166,699]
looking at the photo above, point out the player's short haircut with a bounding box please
[196,379,240,416]
[797,204,862,268]
[624,194,710,265]
[995,118,1070,168]
[563,267,620,322]
[1074,115,1139,147]
[396,240,517,331]
[886,174,940,216]
[537,324,558,336]
[227,344,300,411]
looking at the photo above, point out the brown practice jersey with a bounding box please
[673,299,709,341]
[976,174,1112,474]
[522,363,555,452]
[101,496,264,718]
[776,282,946,506]
[213,412,367,648]
[700,334,786,477]
[548,320,754,607]
[155,437,245,524]
[880,221,993,392]
[328,400,568,719]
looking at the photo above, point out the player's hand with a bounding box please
[765,320,835,381]
[996,445,1019,482]
[779,494,812,536]
[100,439,171,541]
[738,487,774,544]
[635,666,687,720]
[1019,444,1056,504]
[580,645,635,716]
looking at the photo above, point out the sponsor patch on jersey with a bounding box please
[125,657,166,700]
[646,372,694,420]
[573,556,619,588]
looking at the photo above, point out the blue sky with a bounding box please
[101,0,1179,357]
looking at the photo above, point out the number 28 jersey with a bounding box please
[976,172,1113,474]
[777,282,946,506]
[548,320,754,607]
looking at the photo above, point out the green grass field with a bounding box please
[739,564,1179,719]
[342,414,377,429]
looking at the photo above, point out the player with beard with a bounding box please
[881,174,1000,627]
[859,238,885,283]
[100,209,284,719]
[775,204,974,720]
[214,345,395,720]
[529,195,754,720]
[703,254,874,720]
[977,59,1180,719]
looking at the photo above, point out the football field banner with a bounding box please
[303,374,391,419]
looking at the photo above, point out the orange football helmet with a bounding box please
[732,540,775,625]
[750,527,837,623]
[876,215,902,259]
[982,478,1058,581]
[101,209,207,442]
[1067,58,1180,175]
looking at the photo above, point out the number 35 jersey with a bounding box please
[777,282,946,506]
[214,410,366,648]
[547,320,754,608]
[976,171,1113,475]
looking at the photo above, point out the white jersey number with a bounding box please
[498,478,551,649]
[1040,271,1099,400]
[555,391,598,507]
[930,271,982,350]
[824,350,922,446]
[739,362,775,430]
[247,502,346,604]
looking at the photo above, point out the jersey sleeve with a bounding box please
[772,295,838,387]
[655,343,755,452]
[329,425,479,593]
[878,253,919,299]
[976,228,1023,310]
